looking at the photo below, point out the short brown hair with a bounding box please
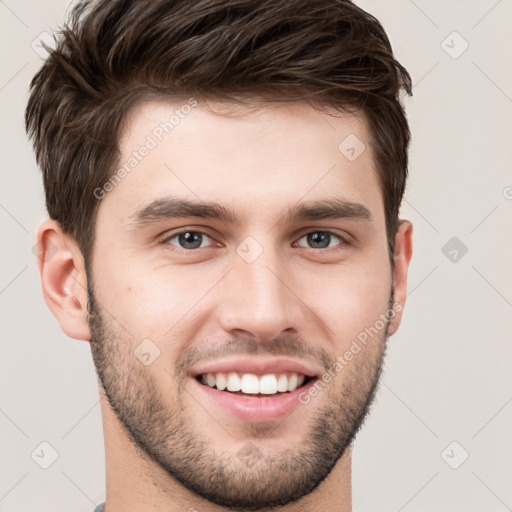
[25,0,412,263]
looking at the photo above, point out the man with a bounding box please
[26,0,413,510]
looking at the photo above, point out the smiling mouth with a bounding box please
[195,372,316,397]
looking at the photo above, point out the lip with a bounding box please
[192,375,318,422]
[189,357,321,379]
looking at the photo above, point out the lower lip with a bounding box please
[192,377,318,422]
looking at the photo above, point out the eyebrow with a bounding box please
[127,196,372,229]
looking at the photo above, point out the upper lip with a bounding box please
[190,357,321,379]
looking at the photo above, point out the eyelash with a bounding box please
[161,229,348,253]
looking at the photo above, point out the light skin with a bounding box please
[36,99,412,512]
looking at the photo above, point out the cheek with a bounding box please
[94,258,216,342]
[303,259,392,349]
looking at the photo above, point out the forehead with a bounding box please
[101,98,383,227]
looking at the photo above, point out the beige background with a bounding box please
[1,1,511,511]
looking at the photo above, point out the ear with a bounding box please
[387,219,413,336]
[35,219,91,341]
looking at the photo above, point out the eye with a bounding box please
[165,230,214,250]
[161,229,347,253]
[294,230,345,250]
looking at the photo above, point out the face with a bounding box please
[87,99,400,509]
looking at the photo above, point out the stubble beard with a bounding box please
[87,278,391,510]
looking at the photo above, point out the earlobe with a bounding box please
[36,220,91,341]
[388,220,413,336]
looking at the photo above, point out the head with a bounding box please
[27,0,413,510]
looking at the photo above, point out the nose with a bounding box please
[217,243,305,343]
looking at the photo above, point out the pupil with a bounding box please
[308,232,329,249]
[180,231,202,249]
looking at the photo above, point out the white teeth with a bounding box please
[287,373,298,391]
[259,374,278,394]
[216,372,227,391]
[241,374,260,394]
[277,374,288,392]
[201,371,308,394]
[226,372,241,392]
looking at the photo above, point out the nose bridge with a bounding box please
[219,236,302,340]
